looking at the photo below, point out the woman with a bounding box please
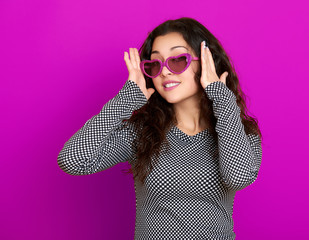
[58,17,263,239]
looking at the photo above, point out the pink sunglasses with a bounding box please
[140,53,199,78]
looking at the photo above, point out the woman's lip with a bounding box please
[163,83,180,91]
[162,80,181,86]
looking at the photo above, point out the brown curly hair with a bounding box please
[122,17,262,184]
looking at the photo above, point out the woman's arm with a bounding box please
[57,80,148,175]
[205,81,263,191]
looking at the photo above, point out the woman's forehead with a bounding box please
[151,46,189,55]
[152,32,190,53]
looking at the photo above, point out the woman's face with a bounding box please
[150,32,201,105]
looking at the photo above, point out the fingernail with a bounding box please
[202,41,206,49]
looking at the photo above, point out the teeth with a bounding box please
[165,83,180,88]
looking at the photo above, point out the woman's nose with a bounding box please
[160,65,172,77]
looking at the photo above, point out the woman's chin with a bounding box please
[163,96,181,104]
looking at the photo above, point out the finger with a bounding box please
[129,48,137,69]
[134,48,141,70]
[148,88,155,96]
[201,42,208,77]
[132,48,139,68]
[206,47,216,73]
[201,42,209,68]
[203,44,212,73]
[220,71,228,84]
[201,42,211,70]
[124,52,132,70]
[132,48,139,69]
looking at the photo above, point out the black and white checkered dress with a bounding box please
[58,79,262,240]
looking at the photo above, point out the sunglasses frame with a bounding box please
[140,53,200,78]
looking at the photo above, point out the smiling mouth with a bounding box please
[164,82,181,88]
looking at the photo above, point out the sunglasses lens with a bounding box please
[144,61,161,77]
[168,56,188,73]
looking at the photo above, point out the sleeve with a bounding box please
[57,80,148,176]
[205,81,263,191]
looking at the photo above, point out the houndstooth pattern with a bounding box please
[58,79,262,240]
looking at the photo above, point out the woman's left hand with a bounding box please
[200,41,228,89]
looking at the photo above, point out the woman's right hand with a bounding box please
[124,48,155,100]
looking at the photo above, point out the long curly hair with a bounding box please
[122,17,262,184]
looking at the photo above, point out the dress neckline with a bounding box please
[170,125,210,143]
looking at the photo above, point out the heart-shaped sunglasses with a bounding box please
[140,53,199,78]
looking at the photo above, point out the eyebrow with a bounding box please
[151,46,188,55]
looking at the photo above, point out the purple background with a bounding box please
[1,0,308,239]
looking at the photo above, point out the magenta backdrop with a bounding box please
[1,0,308,239]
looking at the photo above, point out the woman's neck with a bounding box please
[173,96,208,134]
